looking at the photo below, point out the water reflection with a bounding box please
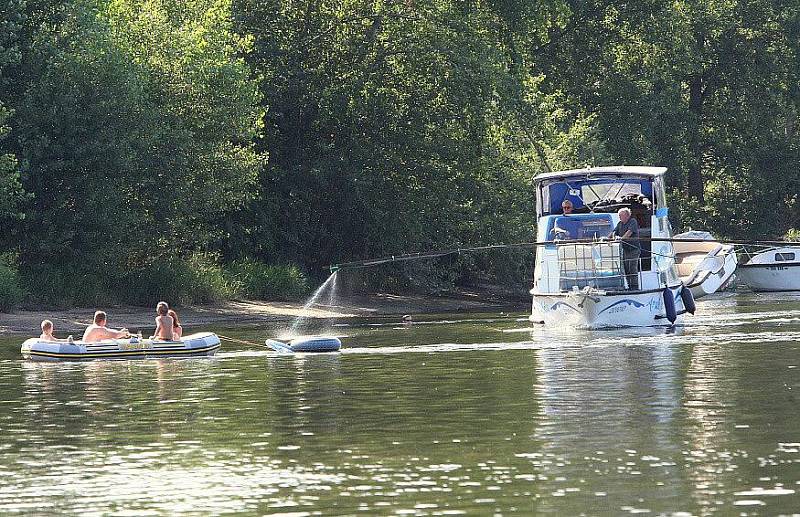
[525,334,688,513]
[265,354,344,440]
[2,294,800,513]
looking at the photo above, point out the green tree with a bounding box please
[231,0,581,279]
[531,0,800,237]
[13,0,263,285]
[0,0,27,240]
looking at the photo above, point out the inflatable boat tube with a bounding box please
[266,336,341,353]
[21,332,221,362]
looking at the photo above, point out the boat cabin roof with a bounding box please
[747,247,800,265]
[534,166,667,184]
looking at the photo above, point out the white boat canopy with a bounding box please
[534,166,668,184]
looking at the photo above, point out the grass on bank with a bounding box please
[0,254,23,312]
[1,246,536,312]
[1,252,311,311]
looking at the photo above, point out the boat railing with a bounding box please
[555,241,632,291]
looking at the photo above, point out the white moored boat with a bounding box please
[737,247,800,292]
[673,231,738,299]
[530,166,695,328]
[21,332,221,362]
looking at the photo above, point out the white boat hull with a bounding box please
[685,253,738,299]
[737,264,800,292]
[530,286,686,328]
[689,273,735,299]
[673,233,738,299]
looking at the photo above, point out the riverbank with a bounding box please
[0,290,528,335]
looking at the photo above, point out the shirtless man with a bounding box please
[151,301,174,341]
[82,311,130,343]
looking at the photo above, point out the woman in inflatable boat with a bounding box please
[168,309,182,340]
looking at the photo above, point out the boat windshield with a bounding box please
[544,214,614,240]
[538,176,654,216]
[580,181,642,204]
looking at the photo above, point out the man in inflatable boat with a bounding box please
[83,311,130,343]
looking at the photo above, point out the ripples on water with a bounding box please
[1,292,800,514]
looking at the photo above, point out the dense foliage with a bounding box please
[0,0,27,237]
[1,0,798,308]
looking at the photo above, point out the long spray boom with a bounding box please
[328,243,536,272]
[327,237,800,272]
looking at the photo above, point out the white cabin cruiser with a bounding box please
[673,231,738,299]
[530,166,695,328]
[737,247,800,292]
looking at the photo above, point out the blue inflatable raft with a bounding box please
[266,336,341,353]
[21,332,221,362]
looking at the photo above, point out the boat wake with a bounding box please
[340,341,543,354]
[217,350,272,359]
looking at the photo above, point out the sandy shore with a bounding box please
[0,291,527,335]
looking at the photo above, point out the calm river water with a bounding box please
[1,292,800,515]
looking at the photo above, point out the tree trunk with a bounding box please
[687,74,704,202]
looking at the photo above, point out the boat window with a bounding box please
[653,176,666,208]
[540,186,550,216]
[775,252,796,262]
[581,182,642,205]
[545,214,614,240]
[539,177,653,215]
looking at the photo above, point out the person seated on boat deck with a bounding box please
[39,320,73,343]
[553,200,580,240]
[168,309,182,340]
[609,207,641,290]
[82,311,130,343]
[151,301,174,341]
